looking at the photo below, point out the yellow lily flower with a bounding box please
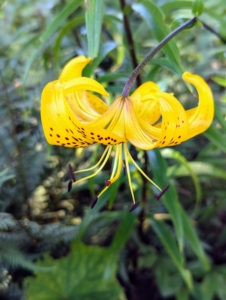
[41,56,214,207]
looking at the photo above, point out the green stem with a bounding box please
[121,17,197,97]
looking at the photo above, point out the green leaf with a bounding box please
[204,125,226,154]
[214,102,226,132]
[168,161,226,181]
[161,148,202,204]
[151,219,193,290]
[132,1,183,76]
[192,0,204,16]
[110,211,136,253]
[85,0,105,58]
[147,149,184,252]
[160,1,192,13]
[148,150,210,269]
[25,241,125,300]
[53,15,85,68]
[211,76,226,87]
[83,41,117,77]
[23,0,83,83]
[180,207,210,270]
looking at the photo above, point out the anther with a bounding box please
[67,180,73,192]
[91,196,98,209]
[105,180,111,187]
[129,201,140,212]
[155,185,169,200]
[68,164,76,182]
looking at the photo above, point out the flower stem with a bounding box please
[121,17,198,97]
[200,20,226,44]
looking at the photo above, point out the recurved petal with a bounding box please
[124,98,158,150]
[64,77,109,96]
[182,72,214,139]
[130,82,161,124]
[41,81,124,148]
[59,56,91,81]
[155,92,189,147]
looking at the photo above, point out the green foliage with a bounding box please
[25,241,125,300]
[1,0,226,299]
[85,0,105,58]
[192,0,204,16]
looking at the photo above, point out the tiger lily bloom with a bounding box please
[41,56,214,207]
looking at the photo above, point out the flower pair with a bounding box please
[41,56,214,206]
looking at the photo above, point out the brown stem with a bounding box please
[119,0,141,88]
[122,17,198,97]
[200,20,226,44]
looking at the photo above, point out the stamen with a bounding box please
[107,144,123,184]
[124,144,161,191]
[72,146,112,185]
[68,164,76,182]
[68,180,73,192]
[98,144,123,199]
[123,143,136,204]
[74,146,111,175]
[129,201,140,212]
[91,196,98,208]
[155,185,169,200]
[122,160,126,175]
[105,180,111,186]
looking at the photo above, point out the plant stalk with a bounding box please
[121,17,198,97]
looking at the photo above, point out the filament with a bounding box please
[124,143,161,191]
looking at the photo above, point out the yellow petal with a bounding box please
[124,98,158,150]
[182,72,214,139]
[65,91,108,123]
[64,77,108,96]
[59,56,91,81]
[155,92,189,147]
[41,81,124,148]
[131,82,161,124]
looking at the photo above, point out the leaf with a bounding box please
[161,148,202,204]
[85,0,105,59]
[148,150,210,269]
[110,211,137,253]
[204,125,226,154]
[25,241,125,300]
[168,161,226,181]
[180,207,210,270]
[160,1,192,13]
[83,41,117,77]
[132,1,183,76]
[214,102,226,132]
[23,0,83,83]
[151,218,193,290]
[147,149,184,252]
[192,0,204,16]
[53,15,85,68]
[212,76,226,87]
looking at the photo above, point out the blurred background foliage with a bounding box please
[0,0,226,299]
